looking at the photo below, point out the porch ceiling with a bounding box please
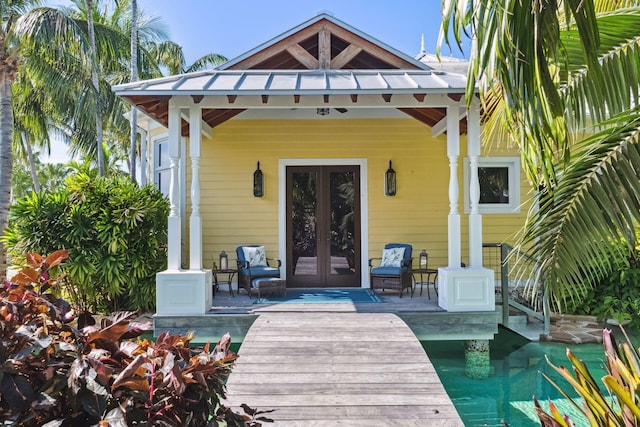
[114,69,470,135]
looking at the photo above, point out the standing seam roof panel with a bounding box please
[355,73,391,90]
[298,73,327,90]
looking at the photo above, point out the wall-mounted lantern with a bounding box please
[385,160,396,196]
[253,161,264,197]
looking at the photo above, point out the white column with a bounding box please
[167,101,182,271]
[438,103,494,312]
[446,105,461,268]
[467,100,483,267]
[189,105,203,270]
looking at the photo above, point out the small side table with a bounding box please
[412,268,438,299]
[212,269,237,297]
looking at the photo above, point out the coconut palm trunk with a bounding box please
[22,132,40,192]
[86,0,105,177]
[129,0,138,183]
[0,70,13,275]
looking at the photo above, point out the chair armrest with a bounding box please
[237,260,250,269]
[368,258,382,268]
[266,258,282,268]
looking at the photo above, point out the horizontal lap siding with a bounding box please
[182,118,530,271]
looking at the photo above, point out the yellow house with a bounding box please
[113,14,529,321]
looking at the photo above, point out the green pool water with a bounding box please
[422,327,612,426]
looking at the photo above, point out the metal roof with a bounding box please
[112,69,468,97]
[218,13,431,72]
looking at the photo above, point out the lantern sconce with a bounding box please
[385,160,396,196]
[219,250,228,271]
[253,161,264,197]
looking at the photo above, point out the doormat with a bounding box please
[254,288,382,304]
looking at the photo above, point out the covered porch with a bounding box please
[112,13,495,320]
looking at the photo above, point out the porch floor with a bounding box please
[153,286,501,345]
[210,286,445,315]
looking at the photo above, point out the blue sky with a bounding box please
[45,0,468,163]
[136,0,467,65]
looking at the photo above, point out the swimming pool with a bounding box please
[423,327,609,426]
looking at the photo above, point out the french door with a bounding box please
[286,166,361,287]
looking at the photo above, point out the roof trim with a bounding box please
[218,13,431,71]
[112,69,469,97]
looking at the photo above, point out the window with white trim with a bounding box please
[464,157,520,214]
[154,137,170,197]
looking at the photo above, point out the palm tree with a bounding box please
[128,0,137,183]
[16,1,133,172]
[0,0,45,275]
[150,40,227,75]
[440,1,640,309]
[85,0,105,176]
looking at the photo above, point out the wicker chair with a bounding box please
[368,243,413,298]
[236,245,281,297]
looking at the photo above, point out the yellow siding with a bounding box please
[180,117,531,271]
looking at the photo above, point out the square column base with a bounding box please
[156,270,213,315]
[438,267,495,312]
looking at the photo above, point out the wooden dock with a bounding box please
[223,312,464,426]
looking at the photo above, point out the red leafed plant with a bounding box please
[0,251,272,426]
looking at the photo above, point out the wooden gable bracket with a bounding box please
[332,44,362,69]
[227,95,237,104]
[261,95,269,104]
[413,93,426,102]
[350,94,358,103]
[286,44,319,69]
[294,94,301,103]
[191,95,204,104]
[381,94,392,103]
[323,94,330,104]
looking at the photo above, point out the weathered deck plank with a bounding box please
[223,312,463,426]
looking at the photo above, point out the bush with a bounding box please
[0,251,272,426]
[564,233,640,329]
[529,328,640,426]
[3,173,169,313]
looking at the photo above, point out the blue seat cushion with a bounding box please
[247,266,280,279]
[371,266,403,276]
[252,277,282,287]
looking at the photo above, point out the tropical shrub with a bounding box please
[564,234,640,329]
[531,328,640,426]
[0,251,272,426]
[3,172,169,313]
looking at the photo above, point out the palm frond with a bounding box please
[184,53,227,73]
[516,108,640,307]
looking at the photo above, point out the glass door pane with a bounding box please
[329,171,356,277]
[291,170,318,277]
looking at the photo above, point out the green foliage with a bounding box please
[530,328,640,426]
[3,172,169,313]
[0,251,272,426]
[564,235,640,329]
